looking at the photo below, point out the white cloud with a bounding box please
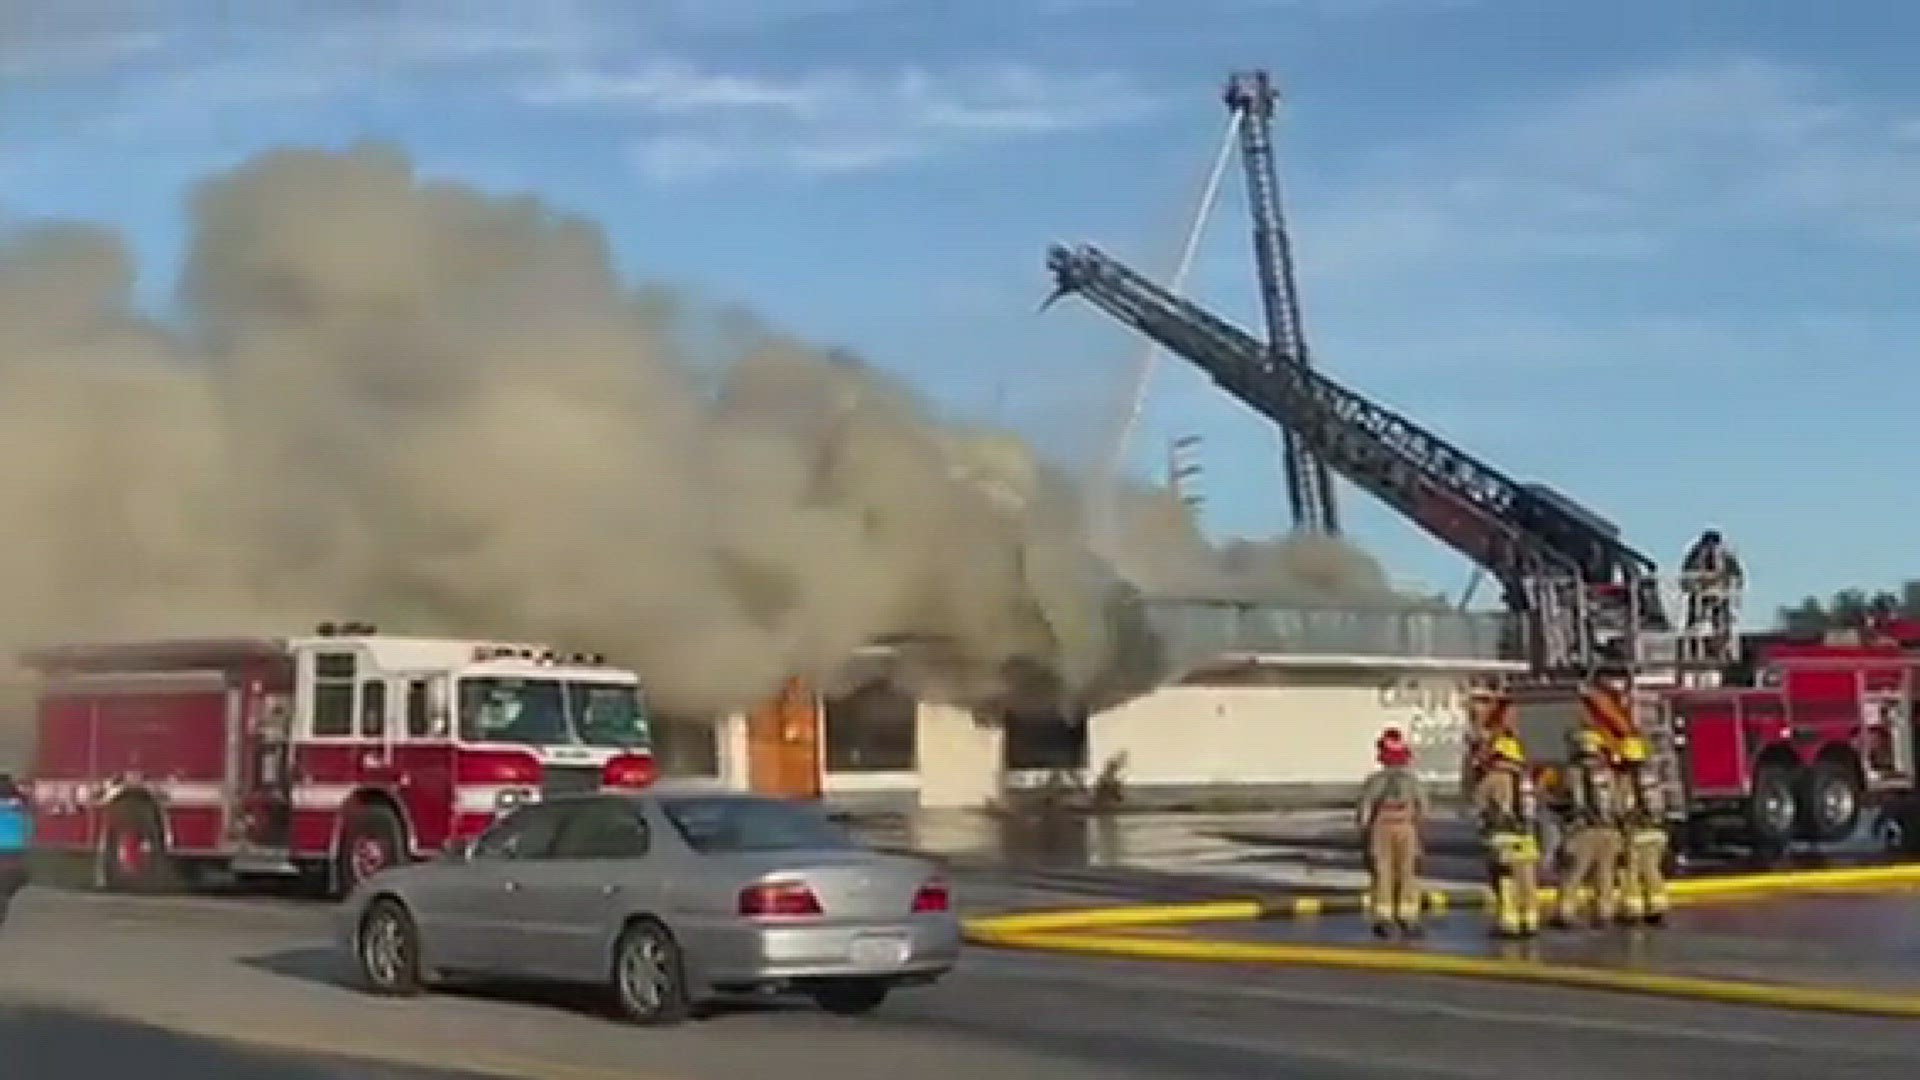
[534,61,1163,180]
[1303,58,1920,279]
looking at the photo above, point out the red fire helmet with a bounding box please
[1376,727,1412,767]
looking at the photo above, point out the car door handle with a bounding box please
[601,884,620,896]
[503,880,520,892]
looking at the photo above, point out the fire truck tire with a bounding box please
[608,918,691,1026]
[1799,758,1864,843]
[336,804,407,898]
[355,897,425,997]
[99,797,173,894]
[1747,763,1798,864]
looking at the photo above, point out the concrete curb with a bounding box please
[963,861,1920,1020]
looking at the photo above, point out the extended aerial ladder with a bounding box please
[1042,243,1738,679]
[1223,71,1341,536]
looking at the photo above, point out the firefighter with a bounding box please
[1613,736,1670,925]
[1474,733,1542,937]
[0,773,27,928]
[1680,529,1743,646]
[1553,728,1622,928]
[1356,727,1428,938]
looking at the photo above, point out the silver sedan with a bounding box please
[337,790,962,1023]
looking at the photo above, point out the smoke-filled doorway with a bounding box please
[650,713,721,778]
[1003,704,1089,772]
[822,677,917,773]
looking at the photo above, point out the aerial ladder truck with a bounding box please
[1040,241,1740,844]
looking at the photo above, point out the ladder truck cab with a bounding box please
[21,624,657,897]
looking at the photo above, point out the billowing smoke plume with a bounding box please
[0,143,1410,721]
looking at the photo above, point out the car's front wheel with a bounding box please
[810,977,891,1016]
[609,919,690,1025]
[356,897,425,997]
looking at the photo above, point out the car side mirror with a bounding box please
[442,836,474,862]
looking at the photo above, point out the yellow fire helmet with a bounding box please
[1566,727,1603,757]
[1616,735,1649,764]
[1490,734,1525,764]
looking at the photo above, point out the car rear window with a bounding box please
[660,796,857,854]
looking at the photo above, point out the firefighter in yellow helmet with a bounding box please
[1612,735,1671,925]
[1356,727,1428,938]
[1473,732,1541,937]
[1554,726,1623,928]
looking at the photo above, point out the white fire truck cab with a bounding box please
[22,623,656,897]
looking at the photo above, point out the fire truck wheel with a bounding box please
[99,798,172,893]
[355,897,425,997]
[608,918,691,1026]
[337,804,407,898]
[1800,758,1864,842]
[1747,763,1798,864]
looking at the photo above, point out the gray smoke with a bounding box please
[0,143,1413,722]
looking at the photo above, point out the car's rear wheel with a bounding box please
[810,977,891,1016]
[609,919,690,1026]
[356,897,424,997]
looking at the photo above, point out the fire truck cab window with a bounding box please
[359,680,387,738]
[572,683,650,749]
[459,678,570,745]
[405,679,433,738]
[312,652,356,738]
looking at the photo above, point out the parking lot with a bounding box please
[4,871,1919,1080]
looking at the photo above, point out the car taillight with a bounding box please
[601,754,656,790]
[911,879,950,914]
[738,881,823,918]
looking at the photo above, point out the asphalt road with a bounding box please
[0,1002,501,1080]
[2,882,1917,1079]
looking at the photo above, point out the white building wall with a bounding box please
[1085,656,1520,806]
[914,702,1002,809]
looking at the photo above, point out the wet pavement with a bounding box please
[856,806,1900,900]
[1180,888,1920,993]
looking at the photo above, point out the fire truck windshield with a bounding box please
[457,677,649,749]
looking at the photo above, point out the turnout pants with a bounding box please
[0,854,24,926]
[1556,825,1621,925]
[1485,831,1541,937]
[1367,808,1423,928]
[1618,827,1670,922]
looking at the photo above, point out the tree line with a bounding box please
[1775,581,1920,635]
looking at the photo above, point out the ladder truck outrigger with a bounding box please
[1043,93,1920,861]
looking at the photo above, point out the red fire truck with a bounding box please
[20,623,657,896]
[1493,619,1920,864]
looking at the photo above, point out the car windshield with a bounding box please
[458,677,651,749]
[661,796,858,854]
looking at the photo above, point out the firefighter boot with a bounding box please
[1512,836,1542,937]
[1636,829,1671,925]
[1617,861,1647,925]
[1494,876,1523,938]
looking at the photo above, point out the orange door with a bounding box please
[746,677,821,799]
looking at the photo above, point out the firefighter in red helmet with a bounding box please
[1356,727,1428,938]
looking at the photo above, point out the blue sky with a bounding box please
[4,0,1919,619]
